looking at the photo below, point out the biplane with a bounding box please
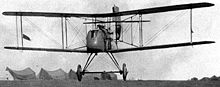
[3,2,215,81]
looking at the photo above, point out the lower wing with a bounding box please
[4,41,214,53]
[108,41,215,53]
[4,46,89,53]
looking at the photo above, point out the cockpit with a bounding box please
[90,30,98,38]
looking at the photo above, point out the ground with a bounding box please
[0,80,220,87]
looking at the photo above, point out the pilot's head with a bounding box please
[97,25,105,29]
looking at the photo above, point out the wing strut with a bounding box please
[85,19,87,36]
[139,14,143,47]
[130,17,133,44]
[61,17,68,49]
[20,15,24,47]
[65,17,68,49]
[61,17,64,49]
[15,15,19,47]
[190,7,193,44]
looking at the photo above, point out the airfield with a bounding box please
[0,80,220,87]
[4,67,220,87]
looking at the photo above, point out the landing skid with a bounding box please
[76,53,128,81]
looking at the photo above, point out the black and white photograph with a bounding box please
[0,0,219,87]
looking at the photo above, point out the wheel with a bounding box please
[122,63,128,81]
[76,64,83,81]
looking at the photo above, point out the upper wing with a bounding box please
[3,2,214,18]
[109,41,215,53]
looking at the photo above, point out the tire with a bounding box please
[76,64,82,81]
[122,63,128,81]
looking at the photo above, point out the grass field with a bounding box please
[0,80,220,87]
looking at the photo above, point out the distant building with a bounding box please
[68,69,77,80]
[38,68,68,80]
[6,67,117,80]
[190,77,198,81]
[101,72,117,80]
[6,67,36,80]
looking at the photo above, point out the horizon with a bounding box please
[0,0,219,80]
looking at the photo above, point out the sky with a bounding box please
[0,0,219,80]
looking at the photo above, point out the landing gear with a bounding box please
[76,65,83,81]
[122,63,128,81]
[76,53,96,81]
[75,53,128,81]
[119,63,128,81]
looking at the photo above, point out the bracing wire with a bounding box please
[23,17,62,46]
[144,11,188,45]
[66,19,86,47]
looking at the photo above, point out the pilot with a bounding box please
[97,25,105,30]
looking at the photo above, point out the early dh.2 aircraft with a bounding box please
[3,2,215,81]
